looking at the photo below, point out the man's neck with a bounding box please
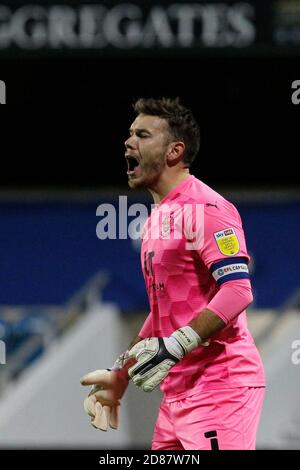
[148,169,190,205]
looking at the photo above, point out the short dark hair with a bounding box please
[133,97,200,167]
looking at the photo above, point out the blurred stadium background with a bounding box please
[0,0,300,450]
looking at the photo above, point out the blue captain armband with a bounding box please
[210,257,249,285]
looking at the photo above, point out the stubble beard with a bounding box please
[128,159,164,190]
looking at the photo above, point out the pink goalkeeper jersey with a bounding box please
[140,175,265,400]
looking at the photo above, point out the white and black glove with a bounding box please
[128,326,206,392]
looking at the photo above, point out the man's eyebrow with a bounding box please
[129,127,152,135]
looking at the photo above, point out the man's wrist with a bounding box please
[171,326,202,355]
[111,351,135,377]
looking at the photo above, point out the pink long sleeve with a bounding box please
[206,278,253,325]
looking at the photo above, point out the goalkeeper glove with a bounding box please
[80,351,132,431]
[128,326,204,392]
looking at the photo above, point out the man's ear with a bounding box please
[166,142,185,166]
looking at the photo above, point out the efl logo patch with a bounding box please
[214,228,239,256]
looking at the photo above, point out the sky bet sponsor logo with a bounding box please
[224,229,234,236]
[215,228,234,238]
[216,228,234,238]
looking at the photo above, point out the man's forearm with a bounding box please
[127,309,226,392]
[189,308,226,341]
[128,310,225,349]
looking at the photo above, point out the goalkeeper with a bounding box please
[81,97,265,450]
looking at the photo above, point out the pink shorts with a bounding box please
[152,387,265,450]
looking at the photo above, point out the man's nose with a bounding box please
[125,135,136,149]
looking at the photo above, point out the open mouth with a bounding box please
[126,156,140,174]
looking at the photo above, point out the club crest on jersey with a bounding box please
[160,215,174,238]
[214,228,239,256]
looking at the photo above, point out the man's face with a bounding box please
[124,114,171,189]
